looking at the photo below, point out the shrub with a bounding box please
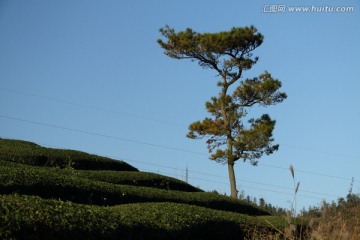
[0,163,269,216]
[77,170,203,192]
[0,194,284,240]
[0,138,138,171]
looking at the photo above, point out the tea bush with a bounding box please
[77,170,202,192]
[0,163,269,216]
[1,138,295,239]
[0,138,138,171]
[0,194,284,240]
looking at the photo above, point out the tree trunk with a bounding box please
[228,161,238,198]
[221,80,239,198]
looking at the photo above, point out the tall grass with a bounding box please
[303,194,360,239]
[246,171,360,240]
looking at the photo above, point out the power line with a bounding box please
[88,151,344,199]
[0,87,185,127]
[112,155,359,187]
[0,134,348,201]
[282,144,359,161]
[0,114,205,156]
[130,159,342,198]
[259,163,358,182]
[1,114,359,183]
[2,87,359,163]
[138,168,328,201]
[27,136,360,184]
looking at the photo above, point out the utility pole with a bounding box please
[348,177,354,195]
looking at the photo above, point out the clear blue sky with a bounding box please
[0,0,359,211]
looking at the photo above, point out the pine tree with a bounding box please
[158,26,287,198]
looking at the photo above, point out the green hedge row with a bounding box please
[77,170,202,192]
[0,194,285,240]
[0,163,269,216]
[0,138,138,171]
[0,160,200,193]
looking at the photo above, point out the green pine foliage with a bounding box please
[158,26,287,198]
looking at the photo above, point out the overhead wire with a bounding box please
[1,87,358,161]
[120,157,343,198]
[258,163,357,182]
[0,87,185,127]
[128,167,330,201]
[0,114,205,156]
[0,113,359,185]
[2,136,342,200]
[1,87,359,194]
[281,143,359,161]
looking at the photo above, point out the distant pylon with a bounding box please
[348,176,354,195]
[185,165,188,183]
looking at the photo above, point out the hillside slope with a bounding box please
[0,138,138,171]
[0,138,287,239]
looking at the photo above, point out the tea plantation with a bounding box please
[0,138,287,239]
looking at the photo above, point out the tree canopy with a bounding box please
[158,25,287,198]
